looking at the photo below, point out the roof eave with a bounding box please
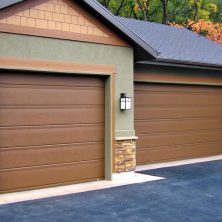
[137,60,222,71]
[155,58,222,70]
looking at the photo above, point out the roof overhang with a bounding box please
[136,61,222,71]
[156,58,222,70]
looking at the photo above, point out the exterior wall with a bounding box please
[0,0,128,46]
[135,64,222,85]
[0,32,135,177]
[0,0,108,37]
[0,32,134,137]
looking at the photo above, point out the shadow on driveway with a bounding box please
[1,160,222,222]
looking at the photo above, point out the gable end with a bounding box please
[0,0,129,47]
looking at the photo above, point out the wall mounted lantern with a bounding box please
[120,93,132,111]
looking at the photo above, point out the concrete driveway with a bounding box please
[0,160,222,222]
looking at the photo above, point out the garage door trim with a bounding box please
[0,58,116,192]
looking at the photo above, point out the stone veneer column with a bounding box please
[114,137,137,173]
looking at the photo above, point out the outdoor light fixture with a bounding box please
[120,93,132,110]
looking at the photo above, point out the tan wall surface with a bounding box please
[0,0,108,37]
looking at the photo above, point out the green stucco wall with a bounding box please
[0,32,135,138]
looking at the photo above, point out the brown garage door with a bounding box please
[0,72,105,193]
[135,83,222,165]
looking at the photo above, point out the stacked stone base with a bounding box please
[115,139,136,173]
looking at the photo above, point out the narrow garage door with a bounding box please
[135,83,222,165]
[0,72,105,193]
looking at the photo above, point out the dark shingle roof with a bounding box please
[0,0,23,9]
[117,17,222,67]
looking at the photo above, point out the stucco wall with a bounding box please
[0,32,135,138]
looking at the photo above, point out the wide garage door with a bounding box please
[0,72,105,193]
[135,83,222,165]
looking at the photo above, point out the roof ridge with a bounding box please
[117,16,188,31]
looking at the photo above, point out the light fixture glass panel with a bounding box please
[121,101,126,109]
[126,101,131,110]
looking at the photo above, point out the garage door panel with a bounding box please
[0,86,104,106]
[0,124,104,148]
[0,72,105,193]
[135,84,222,94]
[138,130,222,148]
[137,141,222,164]
[135,107,222,119]
[0,142,104,169]
[135,83,222,165]
[0,160,104,193]
[0,73,105,88]
[0,107,104,126]
[135,118,222,134]
[135,93,222,106]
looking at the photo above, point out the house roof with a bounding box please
[0,0,23,9]
[81,1,222,69]
[1,0,222,69]
[118,17,222,68]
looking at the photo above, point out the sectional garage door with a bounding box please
[0,72,105,193]
[135,83,222,165]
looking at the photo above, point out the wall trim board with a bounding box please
[0,23,127,47]
[0,57,116,74]
[134,72,222,86]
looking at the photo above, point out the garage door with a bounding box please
[0,72,105,193]
[135,83,222,165]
